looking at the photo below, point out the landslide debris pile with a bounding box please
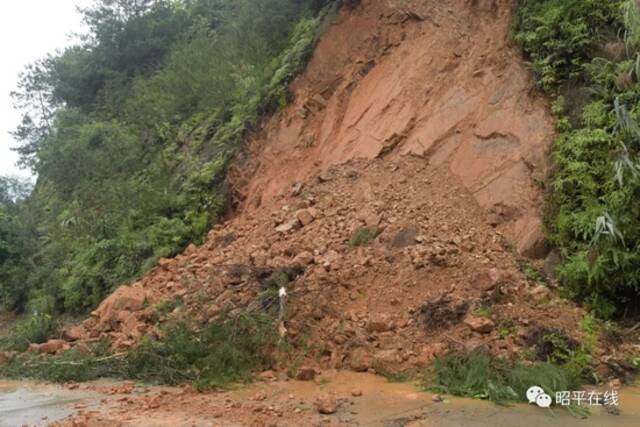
[17,0,637,382]
[56,158,617,374]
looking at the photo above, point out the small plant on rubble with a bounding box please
[349,226,381,246]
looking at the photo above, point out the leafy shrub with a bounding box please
[515,0,640,317]
[513,0,623,91]
[9,314,59,351]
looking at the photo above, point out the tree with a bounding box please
[4,0,322,316]
[10,58,58,170]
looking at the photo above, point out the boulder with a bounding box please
[464,316,495,334]
[543,250,562,280]
[29,339,68,354]
[389,225,420,249]
[367,313,394,333]
[517,225,550,259]
[275,218,301,233]
[158,257,175,271]
[120,312,145,339]
[293,251,314,265]
[295,209,316,226]
[315,395,338,414]
[349,347,373,372]
[295,366,316,381]
[319,250,341,270]
[373,349,403,373]
[472,268,504,292]
[62,326,88,342]
[529,285,552,303]
[91,286,148,331]
[258,370,277,381]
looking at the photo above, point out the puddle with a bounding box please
[1,374,639,426]
[0,381,100,427]
[230,371,640,427]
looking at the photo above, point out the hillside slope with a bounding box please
[54,0,637,372]
[9,1,640,425]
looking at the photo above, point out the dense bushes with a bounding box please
[0,313,279,389]
[0,0,333,319]
[514,0,640,317]
[513,0,622,91]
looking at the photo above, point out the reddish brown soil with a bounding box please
[232,0,553,257]
[74,156,592,369]
[45,373,640,426]
[18,0,640,425]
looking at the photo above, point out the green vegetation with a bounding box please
[381,369,417,383]
[525,316,600,381]
[498,318,517,339]
[513,0,622,92]
[473,305,492,319]
[520,261,546,284]
[514,0,640,317]
[0,0,335,333]
[429,351,581,407]
[154,297,184,317]
[429,316,604,407]
[349,226,381,246]
[0,313,279,389]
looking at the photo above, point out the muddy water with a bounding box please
[231,371,640,427]
[0,381,100,427]
[1,373,639,426]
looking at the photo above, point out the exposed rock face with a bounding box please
[233,0,553,258]
[517,222,550,259]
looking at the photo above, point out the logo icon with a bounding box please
[526,385,552,408]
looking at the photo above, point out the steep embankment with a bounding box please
[43,0,633,381]
[231,0,553,258]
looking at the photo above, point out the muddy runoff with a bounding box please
[2,372,639,426]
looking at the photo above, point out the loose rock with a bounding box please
[295,366,316,381]
[315,395,338,414]
[464,316,495,334]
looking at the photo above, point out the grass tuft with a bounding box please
[349,227,380,247]
[427,351,581,407]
